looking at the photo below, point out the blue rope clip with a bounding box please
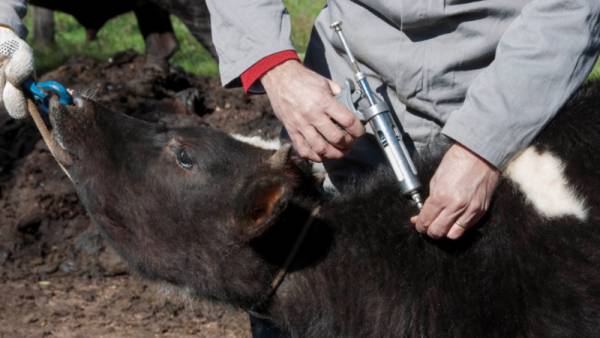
[25,79,73,114]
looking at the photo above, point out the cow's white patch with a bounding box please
[230,134,281,150]
[504,147,588,221]
[312,162,326,174]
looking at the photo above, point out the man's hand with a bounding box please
[411,144,500,240]
[0,26,34,119]
[261,60,364,162]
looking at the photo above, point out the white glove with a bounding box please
[0,26,33,119]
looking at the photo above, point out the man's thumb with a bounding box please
[327,80,342,96]
[3,82,27,119]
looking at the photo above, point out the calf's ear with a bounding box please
[236,175,291,241]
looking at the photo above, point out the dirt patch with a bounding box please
[0,51,282,337]
[0,277,248,338]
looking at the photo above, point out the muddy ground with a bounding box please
[0,51,282,338]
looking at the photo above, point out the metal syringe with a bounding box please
[331,21,423,209]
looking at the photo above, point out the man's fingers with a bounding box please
[446,221,467,241]
[326,100,364,138]
[415,197,444,233]
[414,144,500,240]
[327,80,342,96]
[288,130,321,162]
[313,117,353,149]
[447,205,485,240]
[3,81,27,119]
[5,42,33,85]
[303,126,345,160]
[426,206,464,239]
[260,61,363,161]
[326,79,363,138]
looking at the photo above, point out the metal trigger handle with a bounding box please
[335,79,365,121]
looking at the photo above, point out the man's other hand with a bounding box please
[411,144,500,240]
[0,26,34,119]
[261,60,364,162]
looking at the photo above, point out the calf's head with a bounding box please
[48,97,319,306]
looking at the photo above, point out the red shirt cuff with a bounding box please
[240,50,300,93]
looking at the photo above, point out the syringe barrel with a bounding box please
[331,20,423,205]
[369,112,421,195]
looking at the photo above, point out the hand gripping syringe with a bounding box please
[331,21,423,209]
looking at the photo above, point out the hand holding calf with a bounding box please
[261,60,364,162]
[412,144,500,239]
[0,26,34,119]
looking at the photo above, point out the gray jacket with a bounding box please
[207,0,600,167]
[0,0,27,38]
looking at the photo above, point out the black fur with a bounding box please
[49,81,600,337]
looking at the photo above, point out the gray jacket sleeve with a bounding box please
[442,0,600,168]
[0,0,28,38]
[205,0,295,87]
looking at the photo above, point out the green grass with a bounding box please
[284,0,326,55]
[589,59,600,80]
[169,17,218,76]
[26,11,219,76]
[26,3,325,76]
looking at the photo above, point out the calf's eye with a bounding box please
[176,148,194,169]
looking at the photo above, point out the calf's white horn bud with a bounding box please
[269,143,293,169]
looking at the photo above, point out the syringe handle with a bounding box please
[336,80,421,195]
